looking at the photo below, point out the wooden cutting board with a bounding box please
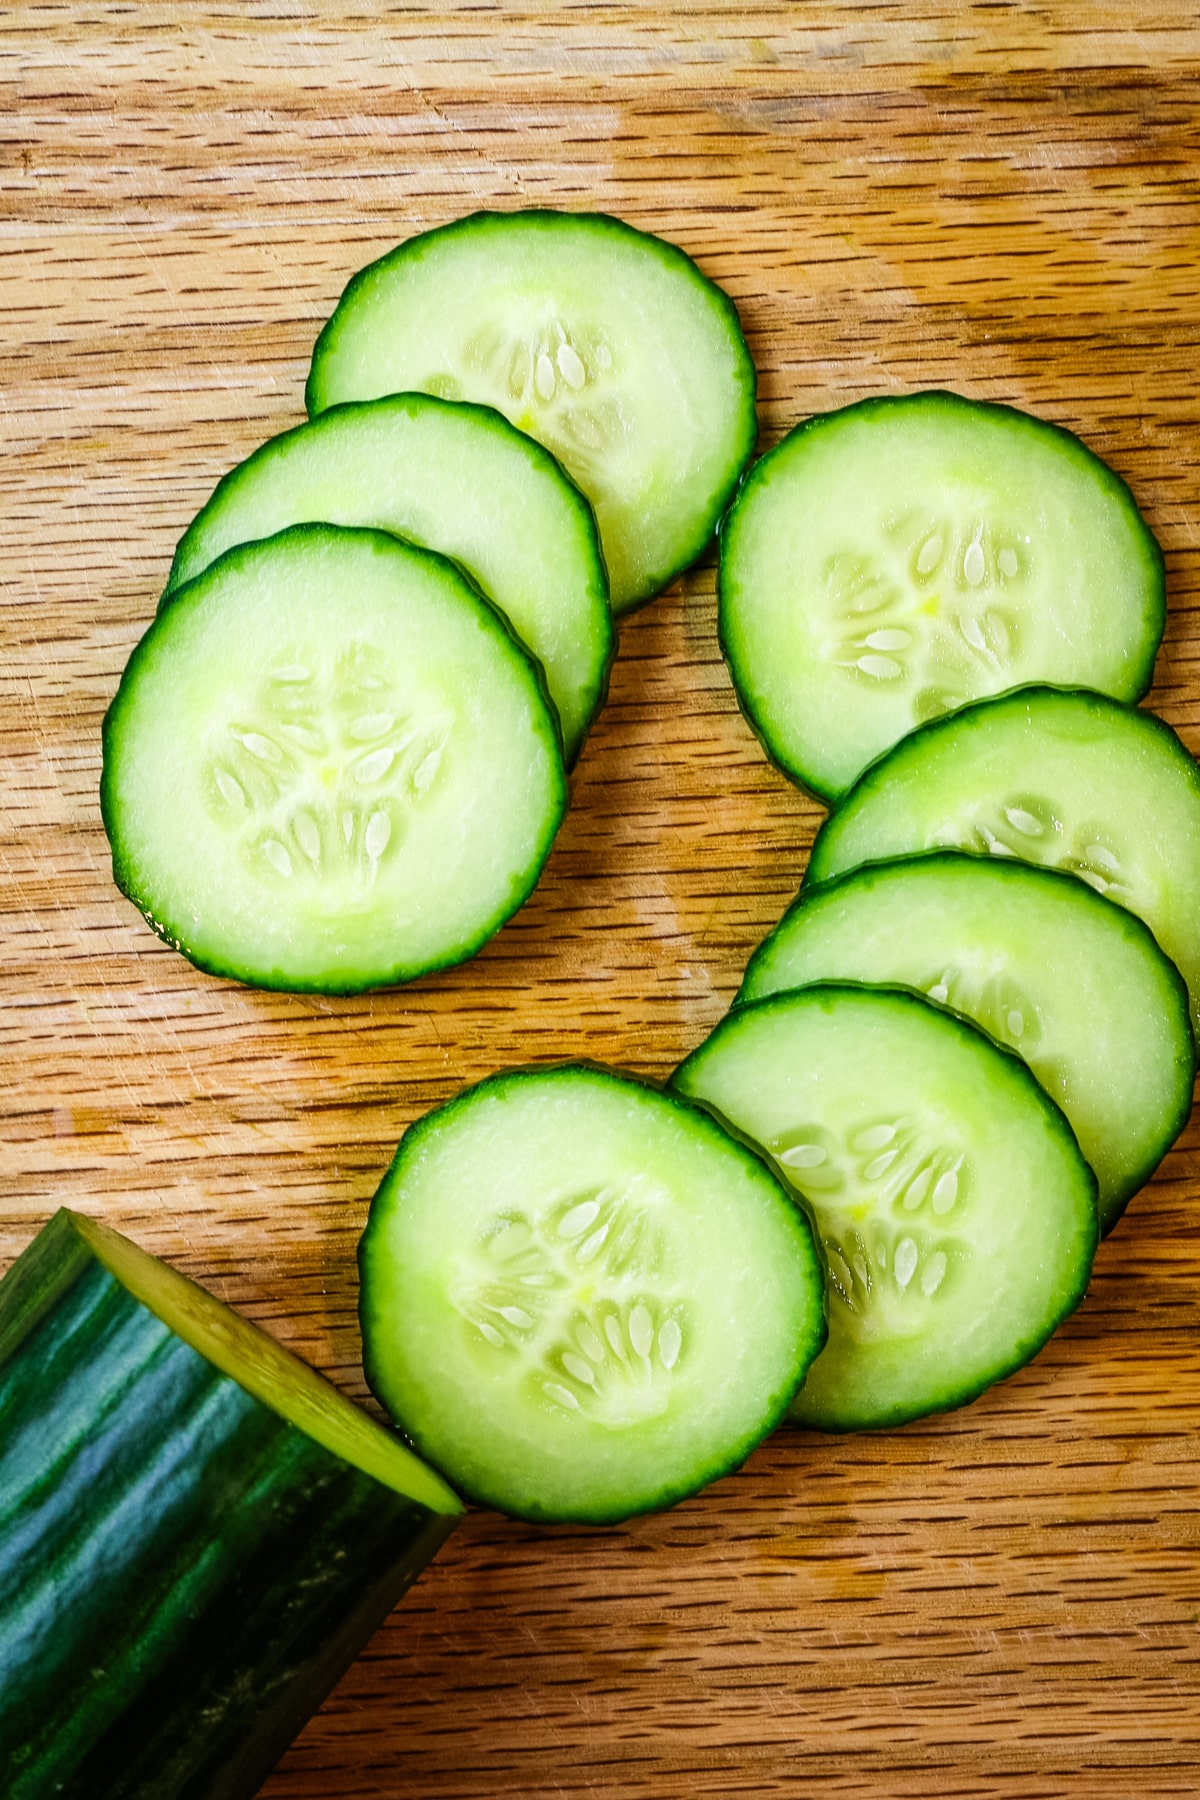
[3,7,1199,1795]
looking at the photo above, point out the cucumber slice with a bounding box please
[807,685,1200,1032]
[0,1209,458,1800]
[307,211,757,611]
[719,393,1164,799]
[739,854,1195,1231]
[164,393,613,767]
[673,986,1099,1432]
[103,524,566,993]
[359,1064,826,1522]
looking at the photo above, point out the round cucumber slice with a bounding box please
[306,210,757,611]
[739,854,1195,1231]
[164,394,613,767]
[673,985,1099,1432]
[359,1065,826,1522]
[807,686,1200,1033]
[719,393,1165,799]
[102,524,567,992]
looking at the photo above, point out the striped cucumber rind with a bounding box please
[307,210,758,610]
[0,1209,458,1800]
[164,393,613,767]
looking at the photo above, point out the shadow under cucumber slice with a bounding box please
[104,524,567,993]
[673,985,1098,1432]
[740,853,1195,1231]
[165,393,613,767]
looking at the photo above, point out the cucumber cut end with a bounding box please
[67,1210,463,1516]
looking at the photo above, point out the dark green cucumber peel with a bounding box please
[0,1209,459,1800]
[739,853,1196,1230]
[161,393,615,769]
[360,1063,827,1524]
[718,393,1165,803]
[672,984,1100,1433]
[307,210,758,611]
[103,524,568,994]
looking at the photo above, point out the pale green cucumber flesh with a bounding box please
[807,685,1200,1032]
[739,854,1194,1230]
[719,393,1165,799]
[359,1065,826,1522]
[307,211,757,610]
[672,986,1098,1432]
[103,524,567,993]
[0,1209,457,1800]
[69,1210,460,1513]
[165,393,613,766]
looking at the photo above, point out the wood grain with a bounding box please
[2,6,1199,1795]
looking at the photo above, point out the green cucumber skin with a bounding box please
[672,984,1100,1433]
[717,394,1165,805]
[359,1062,827,1524]
[161,394,614,770]
[101,524,569,995]
[307,210,759,612]
[0,1211,455,1800]
[740,853,1196,1228]
[715,440,846,808]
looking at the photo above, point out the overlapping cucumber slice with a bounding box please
[359,1065,826,1522]
[740,854,1195,1230]
[307,211,758,610]
[165,393,613,766]
[103,524,567,992]
[673,985,1099,1432]
[719,393,1164,799]
[807,686,1200,1031]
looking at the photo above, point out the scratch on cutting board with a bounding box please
[379,63,528,200]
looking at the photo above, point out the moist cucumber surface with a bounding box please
[739,854,1194,1230]
[719,392,1165,799]
[307,210,757,610]
[672,986,1098,1432]
[806,685,1200,1031]
[359,1064,827,1522]
[0,1209,458,1800]
[165,393,613,766]
[103,524,567,993]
